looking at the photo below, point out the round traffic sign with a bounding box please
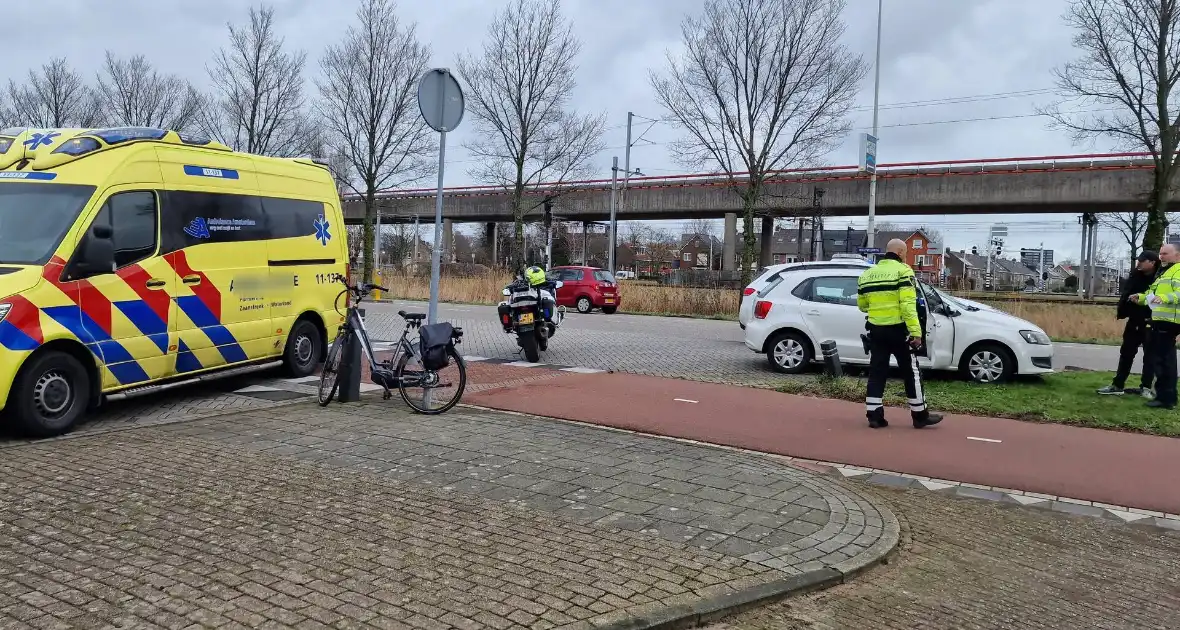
[417,68,464,133]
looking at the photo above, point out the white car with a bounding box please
[739,261,872,329]
[743,265,1054,383]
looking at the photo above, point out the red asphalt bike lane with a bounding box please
[467,372,1180,515]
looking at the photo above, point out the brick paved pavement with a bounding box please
[364,301,786,387]
[707,485,1180,629]
[0,400,895,629]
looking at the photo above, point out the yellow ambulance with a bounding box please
[0,127,348,437]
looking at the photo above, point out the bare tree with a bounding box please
[685,217,717,239]
[4,58,104,128]
[916,225,945,247]
[457,0,606,270]
[202,5,316,157]
[651,0,866,284]
[96,53,203,129]
[1100,211,1149,263]
[1043,0,1180,250]
[316,0,433,284]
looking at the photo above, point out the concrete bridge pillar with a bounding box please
[443,219,454,263]
[722,213,737,271]
[486,222,497,266]
[759,216,774,268]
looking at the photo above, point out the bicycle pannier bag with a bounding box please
[418,323,454,370]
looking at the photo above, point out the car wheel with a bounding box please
[765,331,812,374]
[602,307,617,314]
[283,319,323,378]
[961,343,1015,384]
[576,297,593,314]
[7,351,91,438]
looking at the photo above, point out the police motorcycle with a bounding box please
[497,265,566,363]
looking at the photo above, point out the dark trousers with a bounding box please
[865,323,928,420]
[1150,324,1179,406]
[1113,318,1154,389]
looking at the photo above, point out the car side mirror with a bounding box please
[555,281,564,289]
[72,225,116,278]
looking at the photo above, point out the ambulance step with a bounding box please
[105,360,283,402]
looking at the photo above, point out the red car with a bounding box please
[549,266,620,314]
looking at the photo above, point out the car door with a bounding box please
[162,190,271,372]
[562,268,585,307]
[918,283,955,368]
[795,275,867,361]
[68,190,177,389]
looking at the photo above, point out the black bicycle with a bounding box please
[318,275,466,414]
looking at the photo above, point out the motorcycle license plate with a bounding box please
[518,312,534,324]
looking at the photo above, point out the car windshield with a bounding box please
[593,270,614,283]
[0,182,95,265]
[922,283,966,309]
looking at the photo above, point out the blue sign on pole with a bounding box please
[857,247,881,255]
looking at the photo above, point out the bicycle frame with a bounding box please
[339,301,421,376]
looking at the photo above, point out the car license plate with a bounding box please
[518,312,534,324]
[604,298,615,303]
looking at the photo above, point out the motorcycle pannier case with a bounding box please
[418,323,454,370]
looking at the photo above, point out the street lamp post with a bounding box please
[865,0,883,248]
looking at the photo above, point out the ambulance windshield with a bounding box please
[0,182,95,265]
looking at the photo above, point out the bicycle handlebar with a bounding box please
[330,274,387,295]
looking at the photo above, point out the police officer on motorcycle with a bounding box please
[857,239,944,429]
[523,265,558,324]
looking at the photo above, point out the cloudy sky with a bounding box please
[3,0,1123,261]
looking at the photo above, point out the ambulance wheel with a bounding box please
[8,351,90,438]
[284,319,323,378]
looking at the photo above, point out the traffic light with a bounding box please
[994,244,1002,257]
[971,246,979,256]
[1042,271,1049,280]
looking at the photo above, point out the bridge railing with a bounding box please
[343,151,1157,201]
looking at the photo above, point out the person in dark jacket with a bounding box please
[1098,250,1160,396]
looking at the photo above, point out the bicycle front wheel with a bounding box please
[396,346,466,414]
[318,334,345,406]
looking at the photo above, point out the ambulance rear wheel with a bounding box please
[8,351,90,438]
[283,319,323,378]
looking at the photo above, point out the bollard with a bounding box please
[336,308,364,402]
[820,340,842,378]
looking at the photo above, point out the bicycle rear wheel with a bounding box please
[318,334,345,406]
[396,346,466,414]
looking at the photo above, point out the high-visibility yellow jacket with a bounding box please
[857,255,922,338]
[1136,262,1180,325]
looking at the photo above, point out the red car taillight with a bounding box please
[754,300,772,319]
[743,287,756,296]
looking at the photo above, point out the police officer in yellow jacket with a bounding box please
[857,239,944,429]
[1129,243,1180,409]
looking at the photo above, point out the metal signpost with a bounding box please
[417,68,465,325]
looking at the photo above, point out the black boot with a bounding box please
[913,412,944,428]
[867,409,889,429]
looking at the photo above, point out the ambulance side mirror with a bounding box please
[72,225,116,278]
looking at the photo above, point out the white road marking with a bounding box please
[966,436,1002,443]
[673,398,698,403]
[505,361,546,367]
[235,385,284,393]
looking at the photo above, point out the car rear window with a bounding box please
[593,270,614,283]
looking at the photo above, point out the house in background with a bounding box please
[679,233,724,269]
[864,229,943,283]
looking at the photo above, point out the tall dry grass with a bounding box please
[374,268,1120,341]
[376,269,740,317]
[976,300,1120,343]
